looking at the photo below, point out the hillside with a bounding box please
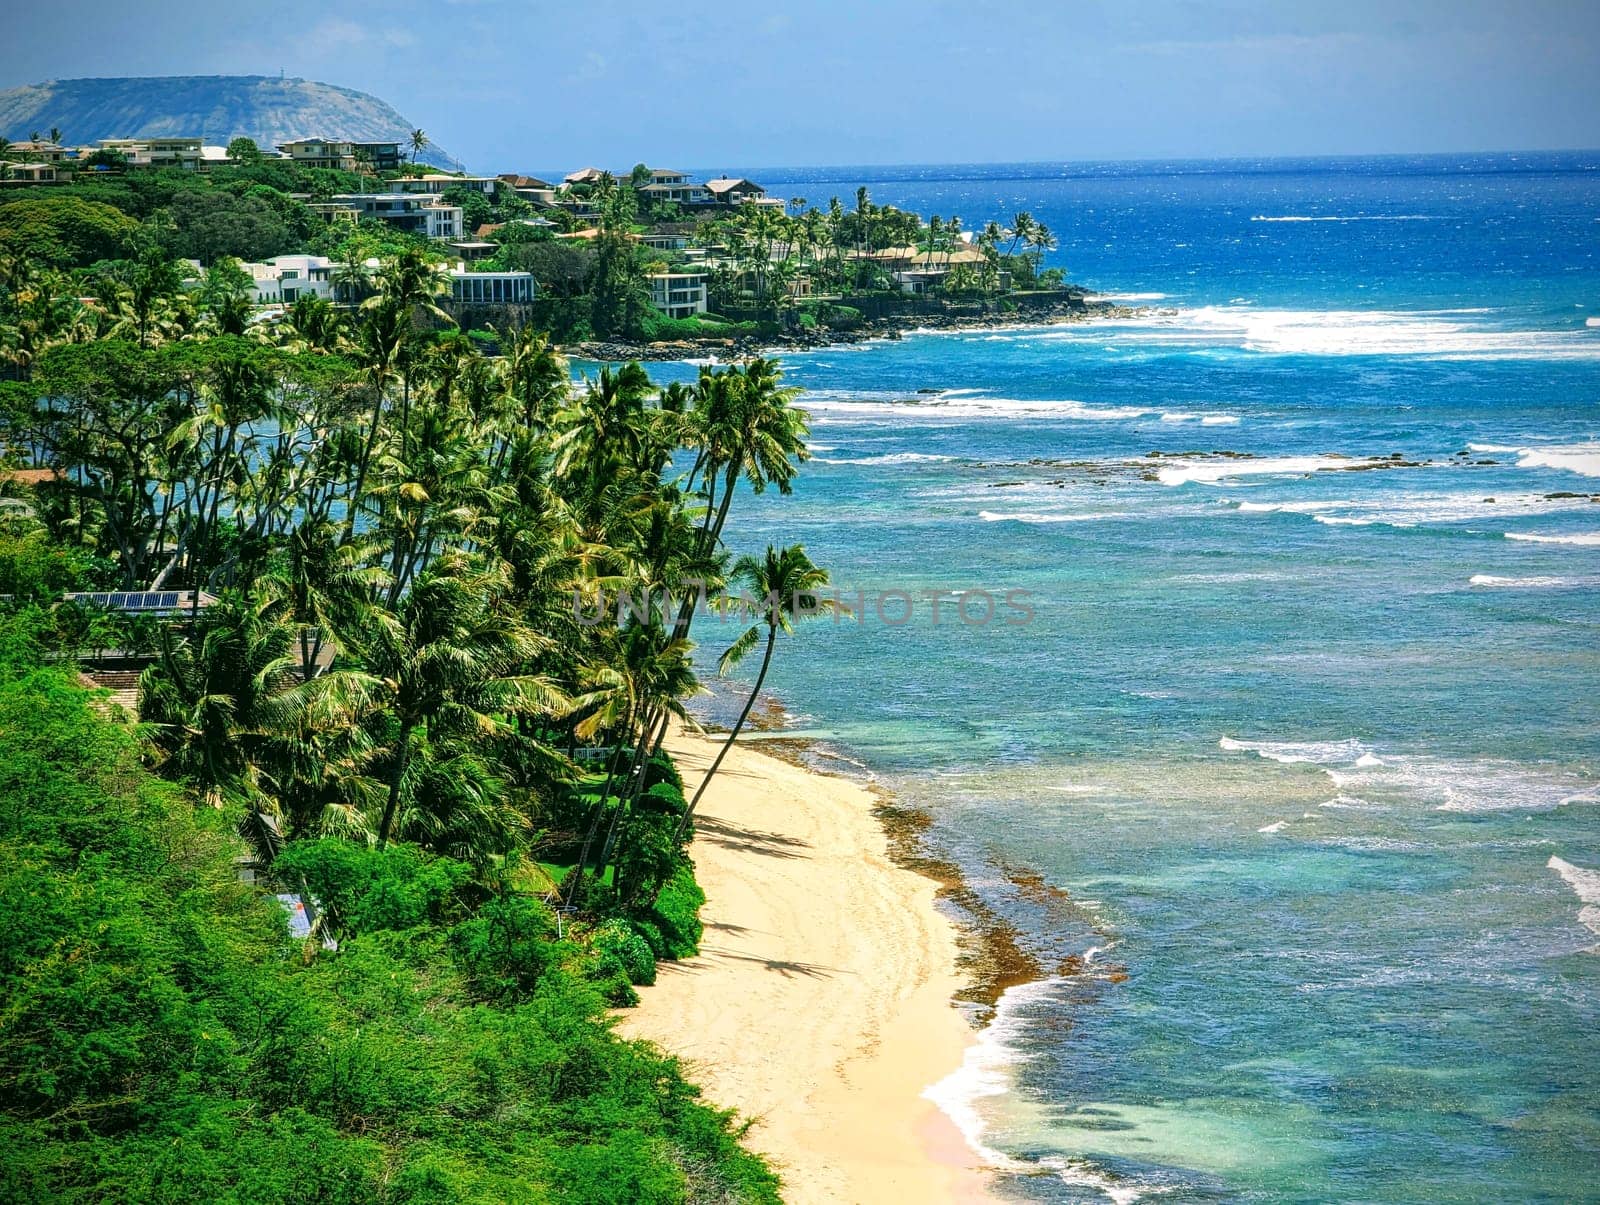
[0,74,458,167]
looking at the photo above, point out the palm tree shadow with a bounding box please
[711,948,838,979]
[693,815,810,859]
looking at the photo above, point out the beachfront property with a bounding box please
[647,270,708,317]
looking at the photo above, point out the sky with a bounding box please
[3,0,1599,170]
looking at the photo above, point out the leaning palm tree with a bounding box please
[409,128,430,164]
[675,544,834,840]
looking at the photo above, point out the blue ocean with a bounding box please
[631,154,1600,1202]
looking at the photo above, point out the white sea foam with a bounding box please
[799,391,1151,423]
[1159,456,1373,487]
[1258,820,1289,833]
[1470,574,1600,588]
[979,510,1127,524]
[1220,736,1369,764]
[1097,305,1600,361]
[924,978,1060,1171]
[812,451,956,466]
[1505,532,1600,546]
[1094,291,1169,301]
[1466,441,1600,478]
[1235,492,1595,528]
[1202,414,1242,425]
[925,978,1156,1202]
[1547,857,1600,940]
[1503,444,1600,478]
[1037,1157,1155,1204]
[1331,758,1600,814]
[1318,794,1385,811]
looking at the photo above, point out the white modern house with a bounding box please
[647,271,708,318]
[240,255,337,304]
[448,269,537,306]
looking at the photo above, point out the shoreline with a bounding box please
[615,725,998,1204]
[566,296,1147,363]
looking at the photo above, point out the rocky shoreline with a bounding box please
[565,295,1148,363]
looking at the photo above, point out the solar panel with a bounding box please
[161,592,178,608]
[110,592,129,609]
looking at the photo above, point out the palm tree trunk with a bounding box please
[376,719,415,848]
[674,625,775,843]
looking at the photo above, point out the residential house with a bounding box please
[276,138,399,172]
[564,166,609,185]
[239,255,337,304]
[0,161,66,185]
[398,173,499,196]
[5,139,70,162]
[353,141,403,172]
[703,177,778,207]
[448,268,537,306]
[498,174,557,206]
[647,271,708,318]
[98,136,204,170]
[327,193,464,240]
[638,168,711,206]
[276,138,357,171]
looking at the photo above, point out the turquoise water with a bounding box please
[624,155,1600,1201]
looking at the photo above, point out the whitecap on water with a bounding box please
[979,510,1128,524]
[1219,736,1369,764]
[1505,531,1600,546]
[1547,857,1600,941]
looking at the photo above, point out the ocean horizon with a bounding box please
[622,149,1600,1202]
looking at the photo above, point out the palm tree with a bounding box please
[351,556,564,849]
[409,128,430,164]
[1006,211,1036,259]
[1029,222,1059,276]
[675,544,834,840]
[137,591,305,860]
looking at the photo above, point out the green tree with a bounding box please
[675,545,833,839]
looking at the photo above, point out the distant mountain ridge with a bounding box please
[0,75,458,167]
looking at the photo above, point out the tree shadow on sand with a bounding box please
[693,815,811,859]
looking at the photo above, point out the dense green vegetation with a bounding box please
[0,169,838,1193]
[0,664,779,1203]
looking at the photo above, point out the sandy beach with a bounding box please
[616,727,994,1204]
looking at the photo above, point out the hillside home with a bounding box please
[98,136,203,170]
[239,255,337,304]
[498,174,558,205]
[327,193,464,239]
[647,271,708,318]
[703,177,778,207]
[448,268,537,306]
[398,173,499,195]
